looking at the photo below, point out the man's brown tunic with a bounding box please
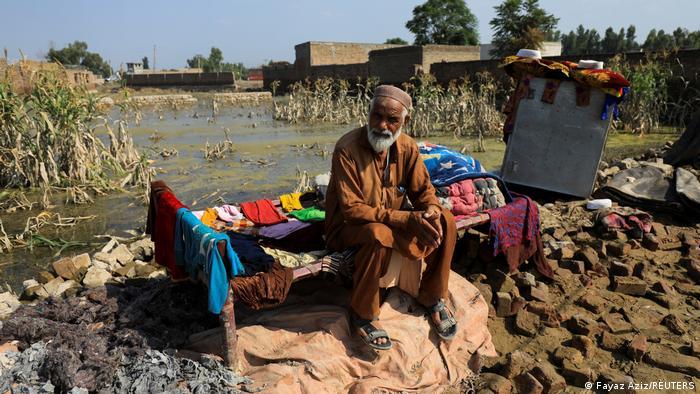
[325,127,457,320]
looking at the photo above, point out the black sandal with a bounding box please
[429,299,458,341]
[352,315,392,351]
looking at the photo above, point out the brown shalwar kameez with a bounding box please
[325,127,457,320]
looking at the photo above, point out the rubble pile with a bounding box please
[467,145,700,392]
[0,237,251,392]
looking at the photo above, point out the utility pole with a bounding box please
[153,45,156,72]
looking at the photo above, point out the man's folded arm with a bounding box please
[405,146,441,212]
[332,149,410,228]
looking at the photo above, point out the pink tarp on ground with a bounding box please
[227,272,496,393]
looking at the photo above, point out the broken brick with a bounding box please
[514,372,543,394]
[661,313,687,335]
[530,363,566,394]
[496,292,512,318]
[606,241,630,258]
[657,235,682,251]
[599,331,627,352]
[552,346,584,366]
[571,335,596,358]
[576,291,607,314]
[560,360,596,387]
[613,276,647,296]
[501,350,535,379]
[526,301,560,328]
[610,260,632,277]
[477,373,513,394]
[643,233,660,251]
[574,246,599,269]
[644,344,700,376]
[626,334,647,362]
[567,314,601,337]
[515,309,540,337]
[601,313,634,334]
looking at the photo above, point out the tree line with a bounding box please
[389,0,699,57]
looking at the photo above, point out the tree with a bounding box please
[142,56,149,70]
[625,25,639,51]
[46,40,112,77]
[489,0,559,58]
[185,47,247,77]
[385,37,408,45]
[405,0,479,46]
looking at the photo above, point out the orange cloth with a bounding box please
[200,208,218,227]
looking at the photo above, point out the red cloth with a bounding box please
[147,181,188,279]
[240,199,287,226]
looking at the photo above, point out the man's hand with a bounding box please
[408,210,441,249]
[423,205,443,240]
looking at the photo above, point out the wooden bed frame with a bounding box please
[212,212,491,369]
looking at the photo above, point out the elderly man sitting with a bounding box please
[325,85,458,350]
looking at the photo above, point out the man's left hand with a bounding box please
[422,205,443,244]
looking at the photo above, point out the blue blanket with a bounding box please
[174,208,245,314]
[418,142,485,187]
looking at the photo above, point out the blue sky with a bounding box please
[1,0,698,69]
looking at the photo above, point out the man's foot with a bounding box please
[352,315,392,350]
[428,299,458,341]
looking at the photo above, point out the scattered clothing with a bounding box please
[174,209,245,314]
[594,207,652,235]
[191,210,204,220]
[289,207,326,222]
[596,166,683,214]
[147,181,188,280]
[261,246,327,268]
[230,263,293,310]
[418,142,485,187]
[437,177,507,217]
[214,205,243,222]
[240,199,287,226]
[280,192,303,213]
[299,191,319,208]
[227,232,276,275]
[441,179,480,216]
[225,218,257,235]
[263,221,326,253]
[200,208,218,227]
[501,56,572,80]
[486,194,553,279]
[258,219,311,240]
[473,178,506,210]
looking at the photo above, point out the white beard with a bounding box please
[366,124,402,153]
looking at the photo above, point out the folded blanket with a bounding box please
[419,142,485,187]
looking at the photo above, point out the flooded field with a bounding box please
[0,100,673,291]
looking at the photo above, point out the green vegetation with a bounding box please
[46,41,112,77]
[0,74,152,192]
[406,0,479,46]
[562,25,700,55]
[273,73,503,140]
[385,37,409,45]
[186,47,247,79]
[489,0,560,58]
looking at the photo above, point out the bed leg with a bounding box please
[220,286,238,370]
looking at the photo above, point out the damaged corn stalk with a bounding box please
[272,74,504,140]
[202,129,235,161]
[0,74,154,199]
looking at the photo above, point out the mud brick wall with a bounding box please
[369,46,424,85]
[262,64,296,91]
[369,45,480,85]
[294,42,402,80]
[126,72,236,87]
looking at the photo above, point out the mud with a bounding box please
[0,279,244,392]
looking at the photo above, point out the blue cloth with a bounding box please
[227,232,276,276]
[174,208,245,314]
[418,142,485,187]
[601,87,629,121]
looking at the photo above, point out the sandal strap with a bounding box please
[437,317,457,333]
[358,322,389,342]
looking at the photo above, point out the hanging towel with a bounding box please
[174,208,245,313]
[147,181,188,280]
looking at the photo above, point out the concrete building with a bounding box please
[126,62,144,74]
[479,41,562,60]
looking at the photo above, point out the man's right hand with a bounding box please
[407,212,441,249]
